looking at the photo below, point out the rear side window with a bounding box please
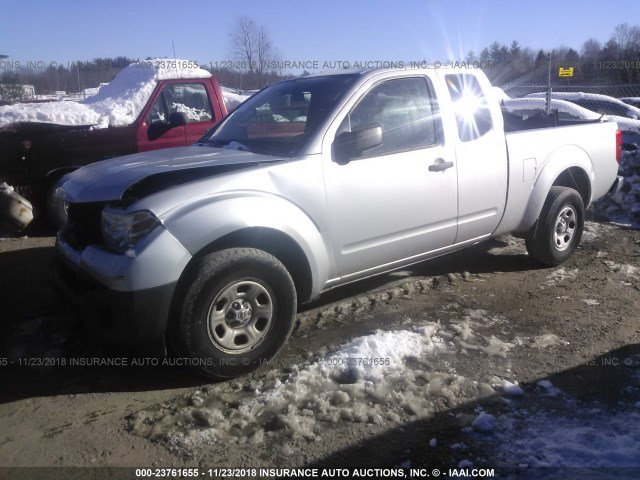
[342,77,440,157]
[445,74,492,142]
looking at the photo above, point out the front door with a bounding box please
[323,75,458,279]
[137,82,216,151]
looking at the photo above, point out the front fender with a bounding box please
[517,145,593,232]
[162,193,331,298]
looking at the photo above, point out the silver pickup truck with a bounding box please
[53,68,622,378]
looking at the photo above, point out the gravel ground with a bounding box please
[0,217,639,479]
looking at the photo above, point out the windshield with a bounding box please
[204,74,360,157]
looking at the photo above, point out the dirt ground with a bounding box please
[0,215,639,479]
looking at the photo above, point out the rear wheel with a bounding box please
[525,186,584,266]
[172,248,297,379]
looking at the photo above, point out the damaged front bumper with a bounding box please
[54,225,192,351]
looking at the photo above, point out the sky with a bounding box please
[1,0,639,74]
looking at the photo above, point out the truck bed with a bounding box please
[501,108,602,132]
[497,120,620,235]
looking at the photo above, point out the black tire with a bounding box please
[525,186,584,266]
[172,248,297,379]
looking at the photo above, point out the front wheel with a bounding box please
[525,186,585,266]
[172,248,297,379]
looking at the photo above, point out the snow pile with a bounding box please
[596,150,640,226]
[537,379,563,397]
[0,59,212,129]
[128,311,517,450]
[502,380,524,396]
[472,412,498,432]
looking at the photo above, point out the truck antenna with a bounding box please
[546,52,552,115]
[172,41,176,60]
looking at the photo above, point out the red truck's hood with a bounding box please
[59,145,285,203]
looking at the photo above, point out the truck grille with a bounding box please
[62,202,104,249]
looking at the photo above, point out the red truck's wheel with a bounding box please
[525,186,584,266]
[172,248,297,379]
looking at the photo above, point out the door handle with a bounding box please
[428,160,454,172]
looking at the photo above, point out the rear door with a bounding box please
[442,73,508,242]
[323,73,458,279]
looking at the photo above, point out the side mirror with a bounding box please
[169,111,189,127]
[622,142,639,152]
[333,125,383,164]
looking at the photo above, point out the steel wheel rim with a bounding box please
[553,206,577,251]
[207,280,274,353]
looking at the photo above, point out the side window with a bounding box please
[445,74,493,142]
[341,77,440,157]
[164,83,213,122]
[147,95,168,125]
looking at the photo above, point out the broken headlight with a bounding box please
[101,208,160,254]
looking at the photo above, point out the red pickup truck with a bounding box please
[0,60,229,225]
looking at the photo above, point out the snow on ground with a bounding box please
[128,303,640,471]
[476,381,640,469]
[486,235,526,256]
[0,59,212,129]
[128,310,518,452]
[544,267,578,286]
[581,221,615,244]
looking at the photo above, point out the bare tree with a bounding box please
[609,23,640,81]
[227,16,279,89]
[610,23,640,56]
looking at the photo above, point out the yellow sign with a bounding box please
[559,67,574,77]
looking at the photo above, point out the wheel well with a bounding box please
[46,167,79,182]
[178,227,313,303]
[552,167,591,208]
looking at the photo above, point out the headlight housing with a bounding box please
[101,208,160,254]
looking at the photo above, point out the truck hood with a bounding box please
[60,144,285,202]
